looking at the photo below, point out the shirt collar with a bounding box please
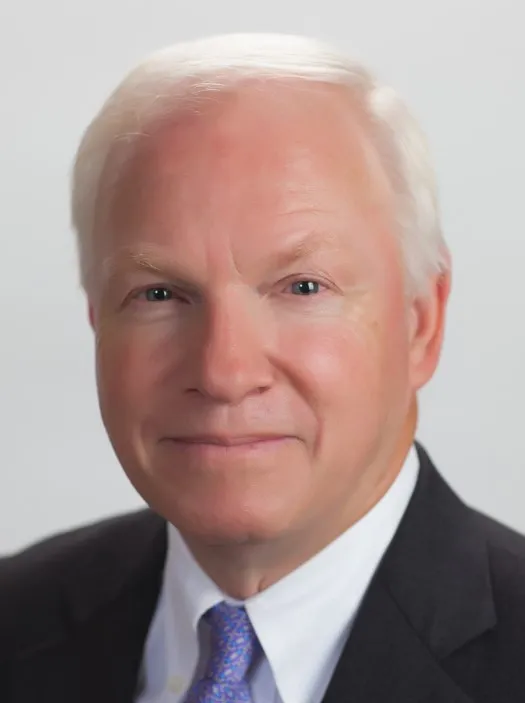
[165,444,419,703]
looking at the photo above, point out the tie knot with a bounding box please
[204,602,260,684]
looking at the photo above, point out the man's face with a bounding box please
[90,82,443,546]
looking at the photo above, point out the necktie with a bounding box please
[185,602,261,703]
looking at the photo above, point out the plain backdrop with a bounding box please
[1,0,524,554]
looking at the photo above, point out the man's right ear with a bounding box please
[88,303,95,330]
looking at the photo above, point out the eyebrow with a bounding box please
[101,246,199,292]
[101,230,341,286]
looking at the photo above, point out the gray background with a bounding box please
[1,0,523,553]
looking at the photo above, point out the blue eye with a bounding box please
[144,287,173,302]
[290,280,320,296]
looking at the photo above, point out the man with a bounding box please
[2,32,524,703]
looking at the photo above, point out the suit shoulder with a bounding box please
[1,508,156,578]
[0,509,158,631]
[471,508,525,617]
[473,508,525,560]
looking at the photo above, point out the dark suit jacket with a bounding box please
[2,444,525,702]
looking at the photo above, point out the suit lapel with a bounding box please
[322,576,474,703]
[12,445,497,703]
[12,509,167,703]
[322,443,496,703]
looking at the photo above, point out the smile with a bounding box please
[161,435,295,455]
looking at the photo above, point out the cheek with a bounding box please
[281,303,409,430]
[95,325,166,417]
[281,318,383,416]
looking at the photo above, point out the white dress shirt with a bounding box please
[137,445,419,703]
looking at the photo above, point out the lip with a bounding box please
[164,435,292,447]
[160,435,296,459]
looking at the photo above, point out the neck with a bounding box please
[184,405,418,600]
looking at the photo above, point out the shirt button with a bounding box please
[168,675,186,694]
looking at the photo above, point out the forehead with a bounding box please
[100,80,396,266]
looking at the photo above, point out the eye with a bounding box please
[289,280,321,296]
[143,287,174,302]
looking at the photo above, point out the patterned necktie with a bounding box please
[185,602,261,703]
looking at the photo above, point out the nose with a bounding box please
[189,294,274,404]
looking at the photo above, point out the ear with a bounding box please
[408,269,452,391]
[88,302,96,330]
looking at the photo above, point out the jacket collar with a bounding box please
[16,444,497,703]
[380,442,496,658]
[57,444,495,661]
[14,509,166,703]
[322,442,496,703]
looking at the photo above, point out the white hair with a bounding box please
[71,33,450,295]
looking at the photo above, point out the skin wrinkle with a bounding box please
[99,221,374,329]
[89,79,450,598]
[90,83,390,289]
[101,227,344,291]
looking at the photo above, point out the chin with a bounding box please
[123,449,306,543]
[158,488,293,546]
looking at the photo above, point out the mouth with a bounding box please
[160,435,296,456]
[166,434,291,447]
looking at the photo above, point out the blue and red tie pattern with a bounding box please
[184,602,261,703]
